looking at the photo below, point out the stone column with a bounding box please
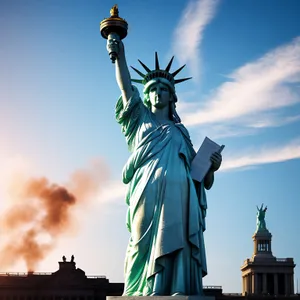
[263,273,267,294]
[242,276,244,294]
[254,239,257,255]
[274,273,278,295]
[255,273,259,294]
[249,273,252,294]
[252,273,256,294]
[285,273,290,295]
[291,274,294,295]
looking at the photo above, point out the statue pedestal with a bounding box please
[107,296,215,300]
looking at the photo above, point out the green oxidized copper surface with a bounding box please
[115,86,207,295]
[101,5,223,296]
[256,204,268,232]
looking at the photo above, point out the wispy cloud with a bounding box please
[246,113,300,129]
[190,112,300,141]
[172,0,219,80]
[221,139,300,172]
[97,180,126,203]
[180,37,300,127]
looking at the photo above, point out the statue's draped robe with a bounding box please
[116,87,208,296]
[257,211,267,231]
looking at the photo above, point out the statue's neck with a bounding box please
[151,105,170,123]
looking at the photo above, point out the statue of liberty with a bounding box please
[103,10,222,296]
[256,204,268,231]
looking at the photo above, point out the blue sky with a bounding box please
[0,0,300,293]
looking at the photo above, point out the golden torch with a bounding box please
[100,5,128,63]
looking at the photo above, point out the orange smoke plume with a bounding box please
[0,159,108,272]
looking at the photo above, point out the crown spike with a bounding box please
[131,79,144,84]
[155,52,160,70]
[131,53,191,89]
[138,60,151,73]
[172,65,186,77]
[174,77,192,84]
[165,56,174,73]
[130,66,145,78]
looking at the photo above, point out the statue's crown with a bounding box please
[131,52,192,91]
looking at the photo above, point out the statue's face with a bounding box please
[148,82,171,109]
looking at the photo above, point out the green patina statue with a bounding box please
[104,17,222,296]
[256,204,268,231]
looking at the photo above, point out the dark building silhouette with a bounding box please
[0,259,122,300]
[0,257,298,300]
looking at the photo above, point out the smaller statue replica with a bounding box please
[256,204,268,231]
[62,255,66,262]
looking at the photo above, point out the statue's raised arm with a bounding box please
[100,5,133,104]
[107,36,133,104]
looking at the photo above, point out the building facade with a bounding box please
[241,205,296,296]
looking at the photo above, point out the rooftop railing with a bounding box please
[0,272,106,278]
[203,285,222,289]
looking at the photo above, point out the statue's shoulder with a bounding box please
[176,123,191,137]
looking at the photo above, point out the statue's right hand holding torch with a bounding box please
[100,5,128,64]
[106,33,125,62]
[101,5,132,101]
